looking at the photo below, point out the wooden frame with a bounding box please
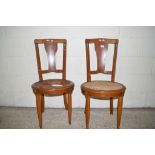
[81,38,126,129]
[32,39,74,128]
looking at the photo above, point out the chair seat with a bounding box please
[82,80,124,91]
[81,80,125,98]
[32,79,74,95]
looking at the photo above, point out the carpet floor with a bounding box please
[0,107,155,129]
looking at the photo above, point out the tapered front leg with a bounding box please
[36,93,42,128]
[68,93,72,125]
[110,97,113,115]
[117,96,123,129]
[85,95,90,129]
[41,94,45,113]
[63,94,68,110]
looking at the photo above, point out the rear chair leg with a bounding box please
[68,93,72,125]
[110,97,113,115]
[41,94,45,113]
[63,94,68,110]
[84,104,86,114]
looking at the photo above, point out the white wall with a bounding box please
[0,26,155,108]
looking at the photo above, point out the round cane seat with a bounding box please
[82,80,124,91]
[81,80,125,98]
[32,79,74,95]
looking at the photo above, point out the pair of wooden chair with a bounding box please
[31,38,126,129]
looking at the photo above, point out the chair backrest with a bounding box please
[85,38,119,82]
[34,39,67,81]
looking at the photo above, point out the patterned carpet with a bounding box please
[0,107,155,129]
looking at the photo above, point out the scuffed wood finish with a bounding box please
[32,39,74,128]
[81,38,126,129]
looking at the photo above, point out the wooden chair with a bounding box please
[81,38,126,129]
[32,39,74,128]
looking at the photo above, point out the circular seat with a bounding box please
[32,79,74,95]
[81,80,126,98]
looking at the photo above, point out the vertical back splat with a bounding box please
[44,42,58,72]
[94,41,108,73]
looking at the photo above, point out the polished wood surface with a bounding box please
[44,42,58,72]
[81,38,126,129]
[94,41,108,73]
[32,39,74,128]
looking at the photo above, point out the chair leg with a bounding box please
[85,95,90,129]
[84,102,86,114]
[36,94,42,128]
[68,93,72,125]
[63,94,68,110]
[110,97,113,115]
[41,94,45,113]
[117,96,123,129]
